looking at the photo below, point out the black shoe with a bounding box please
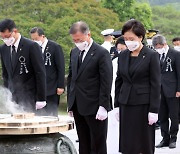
[169,142,176,149]
[156,140,169,148]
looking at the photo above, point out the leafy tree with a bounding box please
[102,0,153,29]
[0,0,121,73]
[152,5,180,44]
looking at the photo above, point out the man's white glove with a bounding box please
[114,107,119,121]
[36,101,46,110]
[148,112,158,125]
[95,106,107,121]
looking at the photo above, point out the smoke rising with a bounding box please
[0,86,24,114]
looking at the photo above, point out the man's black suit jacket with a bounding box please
[161,47,180,97]
[67,41,113,116]
[0,36,46,104]
[44,40,65,96]
[114,46,161,113]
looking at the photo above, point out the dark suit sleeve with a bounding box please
[67,50,72,98]
[149,52,161,113]
[114,57,123,108]
[99,50,113,111]
[30,42,46,101]
[174,51,180,92]
[0,47,8,88]
[54,44,65,89]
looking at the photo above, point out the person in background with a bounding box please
[114,19,161,154]
[153,34,180,149]
[30,27,65,116]
[115,36,127,54]
[101,28,114,52]
[172,37,180,51]
[145,29,159,50]
[67,21,112,154]
[0,19,46,112]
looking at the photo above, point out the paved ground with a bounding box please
[62,117,180,154]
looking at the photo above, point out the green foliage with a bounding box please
[102,0,153,29]
[152,5,180,44]
[0,0,121,74]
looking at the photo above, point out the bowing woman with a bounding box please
[114,19,161,154]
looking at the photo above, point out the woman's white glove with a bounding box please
[114,107,119,121]
[148,112,158,125]
[96,106,107,121]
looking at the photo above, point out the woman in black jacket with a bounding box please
[114,19,161,154]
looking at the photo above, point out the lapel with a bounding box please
[122,50,132,82]
[3,46,13,76]
[75,42,96,80]
[13,37,24,74]
[72,48,80,77]
[44,40,50,60]
[161,49,171,71]
[130,46,147,76]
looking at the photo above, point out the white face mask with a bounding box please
[125,41,140,51]
[156,48,166,54]
[34,40,43,46]
[75,41,89,51]
[146,39,152,46]
[3,37,15,46]
[117,50,121,54]
[174,46,180,51]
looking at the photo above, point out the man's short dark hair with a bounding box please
[0,19,16,32]
[122,19,146,40]
[30,27,44,36]
[69,21,89,35]
[172,37,180,42]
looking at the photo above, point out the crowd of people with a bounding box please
[0,18,180,154]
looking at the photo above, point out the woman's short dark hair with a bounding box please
[122,19,146,40]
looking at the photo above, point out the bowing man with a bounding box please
[0,19,46,113]
[67,21,112,154]
[30,27,65,116]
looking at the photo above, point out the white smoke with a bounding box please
[0,86,24,114]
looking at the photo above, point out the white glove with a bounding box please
[36,101,46,110]
[148,112,158,125]
[95,106,107,121]
[68,111,73,117]
[114,107,119,121]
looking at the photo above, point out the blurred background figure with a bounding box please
[107,35,127,154]
[110,30,122,60]
[101,28,114,52]
[145,29,159,50]
[30,27,65,116]
[153,34,180,149]
[172,37,180,51]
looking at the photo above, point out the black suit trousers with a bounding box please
[159,89,179,142]
[72,104,108,154]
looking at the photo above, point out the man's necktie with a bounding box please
[11,45,16,70]
[78,50,85,70]
[160,53,165,66]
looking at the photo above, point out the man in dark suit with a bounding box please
[0,19,46,113]
[67,21,112,154]
[153,34,180,149]
[30,27,65,116]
